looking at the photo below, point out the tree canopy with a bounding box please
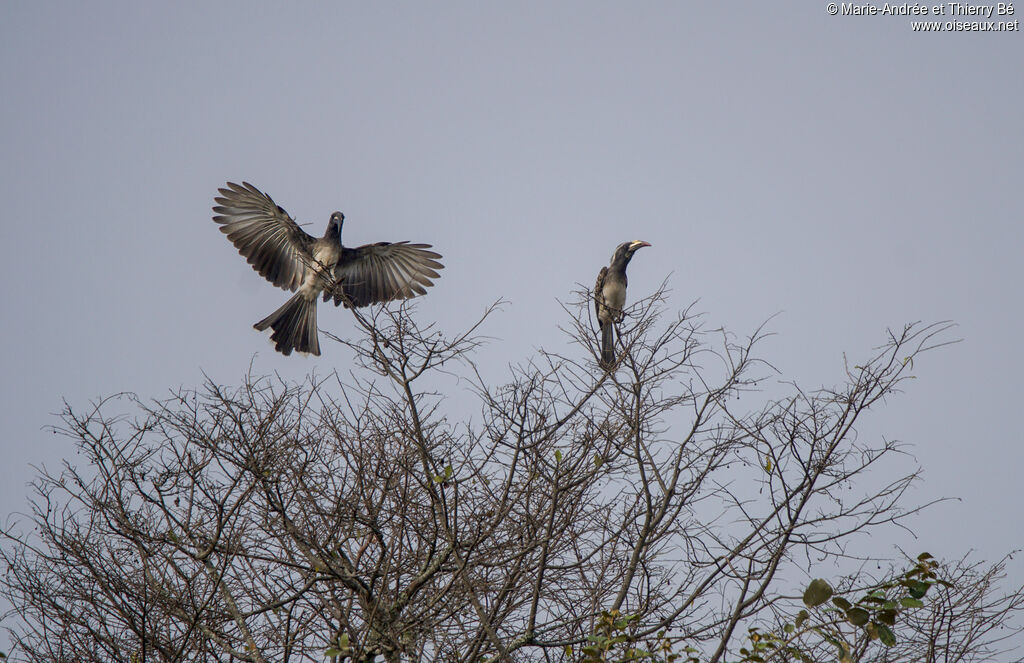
[2,287,1021,662]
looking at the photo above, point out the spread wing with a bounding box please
[326,242,444,308]
[594,266,608,319]
[212,182,316,291]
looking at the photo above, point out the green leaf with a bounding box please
[594,453,603,468]
[876,623,897,646]
[846,607,870,626]
[901,597,925,608]
[832,596,852,611]
[555,449,563,464]
[917,551,934,562]
[795,609,809,628]
[444,464,453,479]
[325,647,342,656]
[906,579,930,599]
[783,622,795,634]
[763,455,772,473]
[877,609,897,626]
[803,578,833,607]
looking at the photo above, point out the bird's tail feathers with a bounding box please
[599,322,616,370]
[254,293,320,356]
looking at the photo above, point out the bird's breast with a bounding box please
[312,242,341,270]
[602,279,626,311]
[298,241,341,297]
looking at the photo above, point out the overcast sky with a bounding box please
[1,1,1021,650]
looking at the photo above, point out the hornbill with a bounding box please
[594,240,651,369]
[212,182,443,356]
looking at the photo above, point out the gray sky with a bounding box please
[1,0,1021,645]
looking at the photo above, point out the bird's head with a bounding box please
[613,240,651,263]
[627,240,651,254]
[327,211,345,238]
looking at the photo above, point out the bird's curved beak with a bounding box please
[630,240,651,250]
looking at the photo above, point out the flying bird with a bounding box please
[594,240,651,369]
[212,182,443,356]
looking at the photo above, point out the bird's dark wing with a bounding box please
[326,242,444,308]
[213,182,317,291]
[594,266,608,319]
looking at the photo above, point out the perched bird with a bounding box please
[594,240,651,369]
[212,182,443,356]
